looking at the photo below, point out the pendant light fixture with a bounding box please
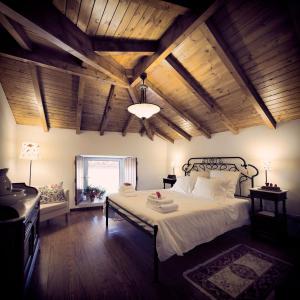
[127,73,160,119]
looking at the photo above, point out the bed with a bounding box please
[105,157,259,281]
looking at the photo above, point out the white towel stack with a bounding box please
[119,183,137,197]
[146,192,178,213]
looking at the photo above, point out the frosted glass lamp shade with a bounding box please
[263,160,271,171]
[20,142,40,160]
[127,103,160,119]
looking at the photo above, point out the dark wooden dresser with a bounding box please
[0,183,40,299]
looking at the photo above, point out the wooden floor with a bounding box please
[27,209,300,300]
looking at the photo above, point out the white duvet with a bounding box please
[108,190,250,261]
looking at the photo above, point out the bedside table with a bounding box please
[163,178,176,189]
[249,188,288,241]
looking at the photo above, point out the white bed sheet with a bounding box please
[108,190,250,261]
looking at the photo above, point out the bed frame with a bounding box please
[105,156,259,282]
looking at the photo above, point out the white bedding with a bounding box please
[108,190,250,261]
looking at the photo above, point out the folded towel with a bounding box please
[119,186,134,191]
[119,186,135,193]
[147,198,173,205]
[147,202,178,213]
[120,191,137,197]
[148,192,164,200]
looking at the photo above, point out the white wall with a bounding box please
[167,120,300,216]
[14,125,168,208]
[0,84,16,179]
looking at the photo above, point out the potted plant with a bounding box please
[84,185,106,201]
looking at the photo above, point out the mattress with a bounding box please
[108,190,250,261]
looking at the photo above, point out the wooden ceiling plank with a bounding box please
[0,13,31,50]
[146,80,211,138]
[0,44,128,87]
[165,54,239,134]
[99,85,115,135]
[201,21,277,129]
[0,0,129,86]
[130,0,223,86]
[122,114,134,136]
[28,63,49,132]
[76,77,86,134]
[93,37,158,53]
[155,113,191,141]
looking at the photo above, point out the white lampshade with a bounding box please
[127,103,160,119]
[263,160,271,171]
[20,142,40,160]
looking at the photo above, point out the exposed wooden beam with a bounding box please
[28,63,48,132]
[288,0,300,43]
[99,85,115,135]
[151,125,174,143]
[141,119,154,141]
[127,87,139,104]
[130,0,222,86]
[201,21,277,129]
[155,114,192,141]
[165,54,214,111]
[76,78,85,134]
[0,1,129,86]
[0,13,31,50]
[147,80,211,138]
[93,37,158,54]
[0,43,128,87]
[161,0,202,10]
[140,127,145,137]
[165,54,239,134]
[122,114,134,136]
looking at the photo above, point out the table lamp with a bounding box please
[263,160,271,185]
[20,142,40,186]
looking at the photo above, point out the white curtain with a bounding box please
[124,157,137,189]
[75,155,84,205]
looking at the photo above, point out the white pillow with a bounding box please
[171,176,197,194]
[209,170,240,198]
[192,177,224,200]
[190,170,210,179]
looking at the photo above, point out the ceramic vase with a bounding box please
[0,168,12,195]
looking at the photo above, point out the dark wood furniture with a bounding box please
[163,177,177,189]
[106,157,259,282]
[250,187,288,241]
[0,183,40,299]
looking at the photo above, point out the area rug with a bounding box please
[183,244,292,299]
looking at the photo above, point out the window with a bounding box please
[75,156,137,207]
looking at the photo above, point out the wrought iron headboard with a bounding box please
[182,157,259,198]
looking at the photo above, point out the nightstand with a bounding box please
[163,178,176,189]
[249,188,288,241]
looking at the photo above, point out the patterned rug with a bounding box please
[183,244,292,299]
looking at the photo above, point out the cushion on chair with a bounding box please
[39,189,70,222]
[38,182,65,204]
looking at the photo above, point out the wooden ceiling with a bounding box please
[0,0,299,143]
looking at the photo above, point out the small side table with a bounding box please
[163,178,176,189]
[249,188,288,241]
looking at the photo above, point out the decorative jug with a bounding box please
[0,168,12,195]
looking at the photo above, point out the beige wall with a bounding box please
[167,119,300,216]
[14,125,168,208]
[0,84,16,178]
